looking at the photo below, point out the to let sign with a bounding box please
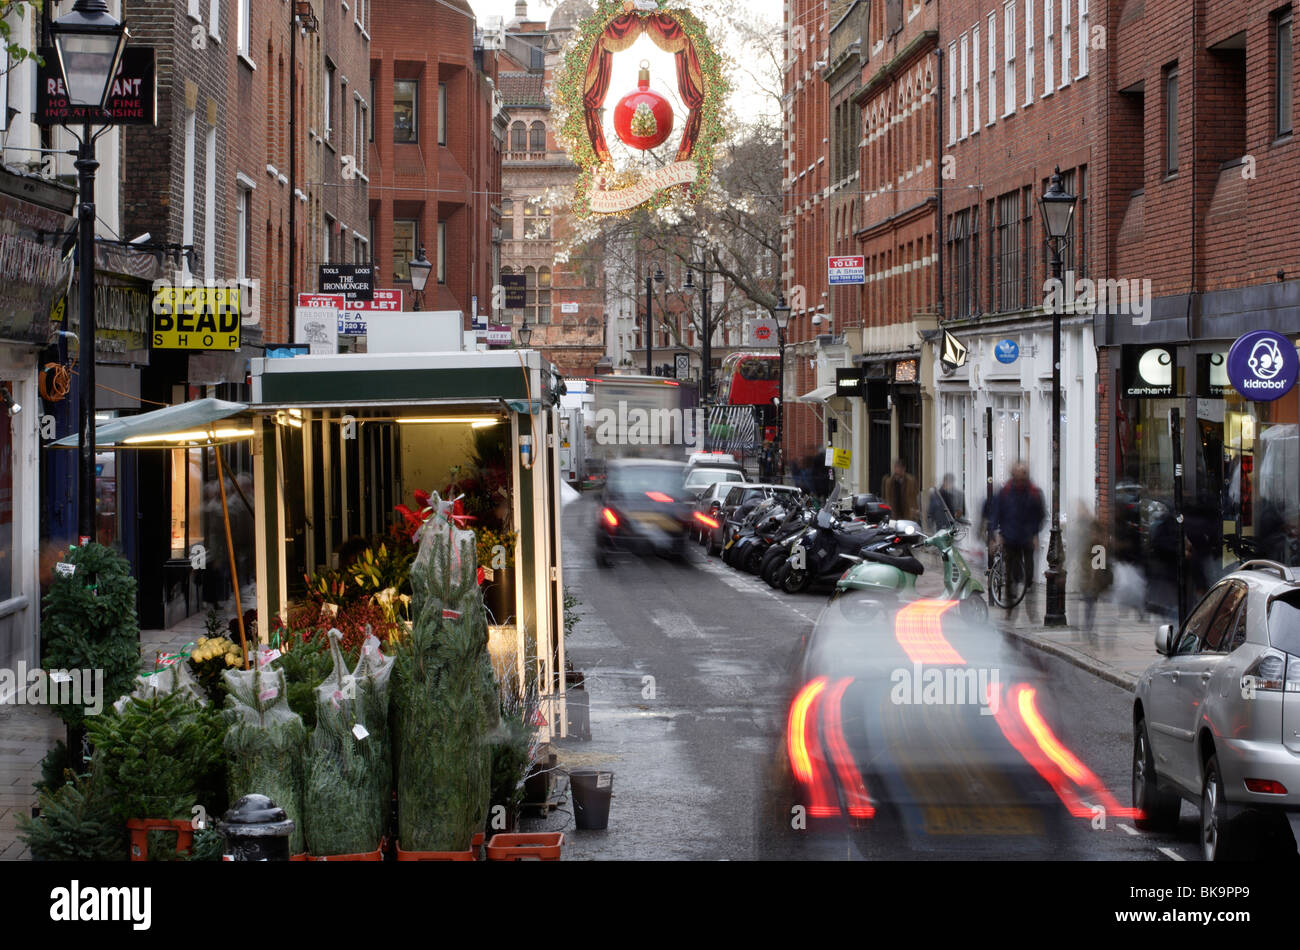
[340,289,402,334]
[828,255,866,285]
[152,287,241,350]
[319,264,374,301]
[37,47,156,125]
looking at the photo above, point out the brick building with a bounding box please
[783,0,833,476]
[1096,0,1300,587]
[497,1,607,378]
[368,0,502,319]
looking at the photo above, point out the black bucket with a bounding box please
[569,769,613,831]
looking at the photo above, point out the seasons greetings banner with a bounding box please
[555,0,729,217]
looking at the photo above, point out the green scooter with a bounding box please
[830,520,989,624]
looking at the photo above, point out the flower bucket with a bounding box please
[126,818,195,862]
[290,852,309,861]
[485,832,564,861]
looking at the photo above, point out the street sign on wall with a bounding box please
[748,318,777,347]
[295,306,338,355]
[501,274,526,309]
[151,287,241,350]
[828,255,865,285]
[319,264,374,301]
[340,289,402,334]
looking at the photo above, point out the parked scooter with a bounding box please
[777,486,894,593]
[727,498,808,573]
[831,520,988,623]
[723,497,785,568]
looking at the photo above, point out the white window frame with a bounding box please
[1043,0,1054,97]
[237,0,251,58]
[437,221,446,284]
[972,24,981,135]
[324,61,334,143]
[1077,0,1090,78]
[1024,0,1035,107]
[960,33,969,139]
[208,0,220,40]
[988,12,998,124]
[948,41,958,145]
[1060,0,1072,87]
[235,183,252,283]
[204,124,216,277]
[188,0,201,22]
[182,111,196,278]
[1004,2,1017,116]
[323,214,334,265]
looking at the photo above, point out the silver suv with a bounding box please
[1133,560,1300,860]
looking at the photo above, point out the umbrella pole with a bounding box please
[213,442,249,669]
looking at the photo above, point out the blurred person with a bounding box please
[927,473,965,531]
[988,461,1045,613]
[880,458,919,522]
[1074,502,1112,637]
[201,481,230,608]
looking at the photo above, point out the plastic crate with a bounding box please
[485,832,564,861]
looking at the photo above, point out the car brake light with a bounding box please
[1245,778,1289,795]
[646,491,674,503]
[601,508,619,528]
[786,678,839,818]
[694,512,720,530]
[823,677,874,818]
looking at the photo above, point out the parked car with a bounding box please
[683,464,747,501]
[1132,559,1300,860]
[595,459,693,567]
[692,481,736,543]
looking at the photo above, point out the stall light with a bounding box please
[275,410,303,429]
[472,420,502,429]
[122,428,255,444]
[396,416,503,426]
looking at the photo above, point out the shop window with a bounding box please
[529,121,546,152]
[501,199,514,240]
[393,219,417,281]
[997,190,1020,312]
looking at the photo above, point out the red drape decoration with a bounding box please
[583,12,706,164]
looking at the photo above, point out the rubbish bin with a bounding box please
[217,794,296,861]
[569,769,613,831]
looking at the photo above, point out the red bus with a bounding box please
[717,353,779,407]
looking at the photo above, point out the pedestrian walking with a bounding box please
[988,461,1045,612]
[1075,502,1112,637]
[927,473,965,531]
[880,458,919,522]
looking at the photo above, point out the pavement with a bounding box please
[0,555,1166,860]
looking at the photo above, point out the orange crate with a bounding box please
[485,832,564,861]
[395,840,476,861]
[126,819,194,862]
[309,836,387,861]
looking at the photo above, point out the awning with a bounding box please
[50,397,251,447]
[794,384,836,404]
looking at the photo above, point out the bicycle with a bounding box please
[987,538,1031,608]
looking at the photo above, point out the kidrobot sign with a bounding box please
[1226,331,1299,402]
[151,286,240,350]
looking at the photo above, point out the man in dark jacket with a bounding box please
[988,462,1045,611]
[880,458,919,522]
[927,473,965,531]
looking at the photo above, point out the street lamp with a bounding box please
[517,319,533,348]
[1038,166,1077,627]
[773,295,792,482]
[408,245,432,311]
[645,265,664,375]
[51,0,129,545]
[685,258,714,399]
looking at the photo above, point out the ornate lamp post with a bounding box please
[1038,166,1077,627]
[51,0,128,544]
[773,294,792,481]
[408,246,432,311]
[645,265,664,375]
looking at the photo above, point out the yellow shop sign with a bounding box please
[152,286,241,350]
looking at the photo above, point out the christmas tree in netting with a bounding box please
[222,656,308,855]
[392,492,498,852]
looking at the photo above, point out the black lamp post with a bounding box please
[685,258,713,399]
[1038,166,1077,627]
[645,265,664,375]
[773,295,792,482]
[408,245,432,311]
[517,319,533,348]
[51,0,128,545]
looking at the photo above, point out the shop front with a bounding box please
[0,169,76,685]
[1099,287,1300,618]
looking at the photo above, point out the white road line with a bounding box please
[1158,846,1186,861]
[695,557,822,624]
[1117,823,1138,836]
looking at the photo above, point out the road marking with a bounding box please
[695,557,822,624]
[650,608,711,639]
[1158,846,1186,861]
[1117,823,1138,836]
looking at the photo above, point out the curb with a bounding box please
[999,625,1139,693]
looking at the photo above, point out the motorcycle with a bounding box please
[831,520,989,623]
[730,499,810,574]
[722,497,785,568]
[777,487,894,594]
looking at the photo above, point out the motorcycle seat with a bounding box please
[860,549,925,575]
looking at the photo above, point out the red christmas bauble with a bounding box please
[612,62,674,151]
